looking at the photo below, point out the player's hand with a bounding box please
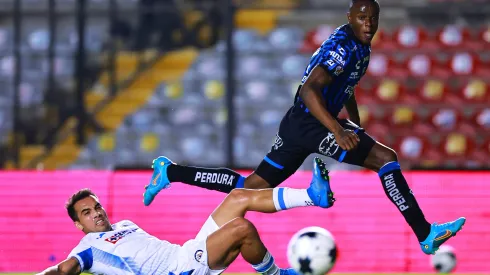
[334,128,360,151]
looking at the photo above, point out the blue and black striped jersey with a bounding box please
[294,24,371,118]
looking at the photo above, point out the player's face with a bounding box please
[348,1,380,45]
[73,195,112,233]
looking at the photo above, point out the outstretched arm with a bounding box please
[344,93,360,126]
[36,258,81,275]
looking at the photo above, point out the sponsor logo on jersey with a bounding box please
[344,86,355,96]
[105,228,138,244]
[328,51,346,66]
[349,72,359,79]
[195,172,234,186]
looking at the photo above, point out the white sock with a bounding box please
[273,187,314,211]
[252,251,280,275]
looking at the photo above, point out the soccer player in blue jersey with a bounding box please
[144,0,465,255]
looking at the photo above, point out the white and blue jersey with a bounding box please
[67,220,206,275]
[294,24,371,118]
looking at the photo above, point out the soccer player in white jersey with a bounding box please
[37,157,335,275]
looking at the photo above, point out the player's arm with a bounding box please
[36,257,82,275]
[299,65,359,151]
[343,93,360,126]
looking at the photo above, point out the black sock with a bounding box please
[166,164,245,193]
[378,161,431,242]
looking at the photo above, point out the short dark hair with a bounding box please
[66,188,98,222]
[350,0,379,8]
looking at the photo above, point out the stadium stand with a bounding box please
[1,0,489,170]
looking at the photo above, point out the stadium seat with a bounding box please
[403,54,451,79]
[385,106,419,128]
[469,138,490,167]
[372,79,418,104]
[280,54,310,78]
[138,132,160,156]
[237,54,272,79]
[448,52,478,76]
[357,104,373,128]
[232,29,263,53]
[394,135,430,161]
[114,127,138,151]
[472,108,490,130]
[300,25,336,53]
[460,78,488,102]
[366,53,406,79]
[0,27,12,51]
[195,54,225,79]
[427,108,460,131]
[416,79,461,104]
[98,133,116,153]
[392,25,439,52]
[353,80,377,105]
[0,56,15,77]
[203,79,225,101]
[439,132,475,160]
[364,121,390,145]
[370,28,397,51]
[430,108,478,136]
[435,25,481,51]
[268,27,305,52]
[477,25,490,48]
[384,106,438,137]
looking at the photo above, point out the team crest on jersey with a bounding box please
[334,66,344,76]
[194,250,204,262]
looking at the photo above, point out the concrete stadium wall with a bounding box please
[0,171,488,273]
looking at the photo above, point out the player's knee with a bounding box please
[378,147,398,166]
[243,174,271,189]
[226,189,252,206]
[228,217,258,240]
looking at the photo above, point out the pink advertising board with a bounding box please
[0,170,488,273]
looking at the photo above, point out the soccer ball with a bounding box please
[287,226,338,275]
[431,245,457,273]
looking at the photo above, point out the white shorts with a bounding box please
[176,216,224,275]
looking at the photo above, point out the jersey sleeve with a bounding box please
[319,39,351,78]
[67,240,93,272]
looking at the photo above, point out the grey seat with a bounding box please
[268,27,305,53]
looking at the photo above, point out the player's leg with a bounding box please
[143,131,311,206]
[363,141,432,239]
[205,217,291,274]
[211,158,335,225]
[323,119,465,254]
[203,158,334,273]
[306,119,463,254]
[362,141,465,255]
